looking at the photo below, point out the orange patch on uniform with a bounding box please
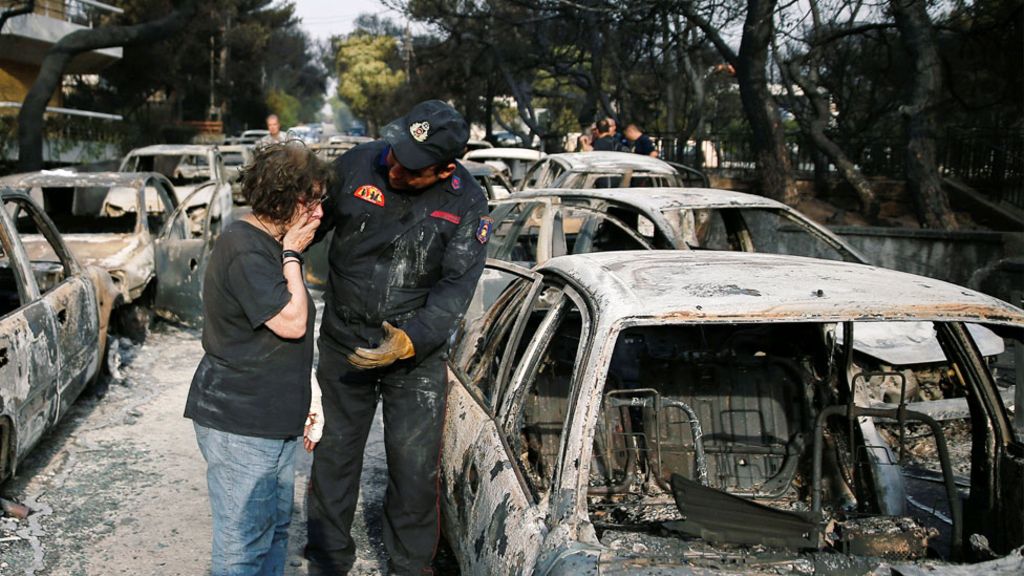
[354,185,385,207]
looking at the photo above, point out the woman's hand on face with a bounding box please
[283,212,321,253]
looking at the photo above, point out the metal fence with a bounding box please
[655,129,1024,209]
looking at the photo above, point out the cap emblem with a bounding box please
[409,121,430,142]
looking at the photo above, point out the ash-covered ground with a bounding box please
[0,295,395,576]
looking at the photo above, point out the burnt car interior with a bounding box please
[463,303,1022,565]
[571,321,1024,563]
[126,154,210,186]
[16,186,171,235]
[0,197,70,316]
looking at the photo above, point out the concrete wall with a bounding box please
[829,225,1018,288]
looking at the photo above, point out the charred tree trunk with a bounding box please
[786,62,879,219]
[681,0,797,204]
[737,0,798,204]
[17,1,198,172]
[891,0,958,229]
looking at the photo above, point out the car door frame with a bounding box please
[4,193,99,421]
[554,203,655,256]
[152,181,219,326]
[445,260,549,574]
[0,193,63,477]
[488,197,559,267]
[496,278,595,530]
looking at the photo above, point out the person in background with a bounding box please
[258,114,287,147]
[592,117,624,151]
[184,142,329,576]
[624,123,659,158]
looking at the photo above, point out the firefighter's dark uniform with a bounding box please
[306,138,489,575]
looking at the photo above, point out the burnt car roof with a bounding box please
[539,251,1024,327]
[0,171,161,189]
[547,151,677,174]
[464,147,545,161]
[125,144,217,155]
[508,187,787,211]
[460,159,500,176]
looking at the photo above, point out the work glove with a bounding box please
[347,321,415,369]
[304,374,324,452]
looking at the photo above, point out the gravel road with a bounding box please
[0,296,394,576]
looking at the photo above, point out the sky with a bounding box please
[293,0,399,42]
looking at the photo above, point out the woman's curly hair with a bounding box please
[239,142,333,225]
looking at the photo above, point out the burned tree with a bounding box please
[16,0,199,172]
[891,0,958,229]
[680,0,799,205]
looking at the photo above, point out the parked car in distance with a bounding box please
[444,251,1024,575]
[287,124,322,144]
[1,187,118,483]
[310,137,374,163]
[326,134,373,147]
[228,129,269,146]
[520,151,705,190]
[463,147,545,189]
[0,171,227,337]
[119,144,235,218]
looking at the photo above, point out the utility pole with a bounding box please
[208,34,217,120]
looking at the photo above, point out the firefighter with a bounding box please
[306,100,489,575]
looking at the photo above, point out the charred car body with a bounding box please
[444,252,1024,574]
[484,187,1005,404]
[519,152,704,191]
[0,171,227,333]
[118,144,234,220]
[0,188,118,482]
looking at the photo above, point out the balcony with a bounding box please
[0,0,124,73]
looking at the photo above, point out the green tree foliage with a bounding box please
[266,89,301,128]
[335,33,407,134]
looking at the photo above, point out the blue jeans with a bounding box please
[194,422,298,576]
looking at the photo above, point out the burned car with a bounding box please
[463,147,545,189]
[444,252,1024,574]
[1,188,118,483]
[464,160,515,201]
[484,187,1004,386]
[519,151,703,190]
[0,171,227,335]
[119,144,234,220]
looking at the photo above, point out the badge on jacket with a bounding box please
[476,216,493,244]
[354,185,385,207]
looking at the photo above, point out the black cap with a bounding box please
[381,100,469,171]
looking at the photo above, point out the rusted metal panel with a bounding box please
[0,189,103,482]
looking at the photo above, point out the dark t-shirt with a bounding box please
[632,134,656,156]
[184,220,314,438]
[593,135,622,151]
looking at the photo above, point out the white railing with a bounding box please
[3,0,124,28]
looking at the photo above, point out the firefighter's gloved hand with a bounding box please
[304,375,324,452]
[347,322,415,369]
